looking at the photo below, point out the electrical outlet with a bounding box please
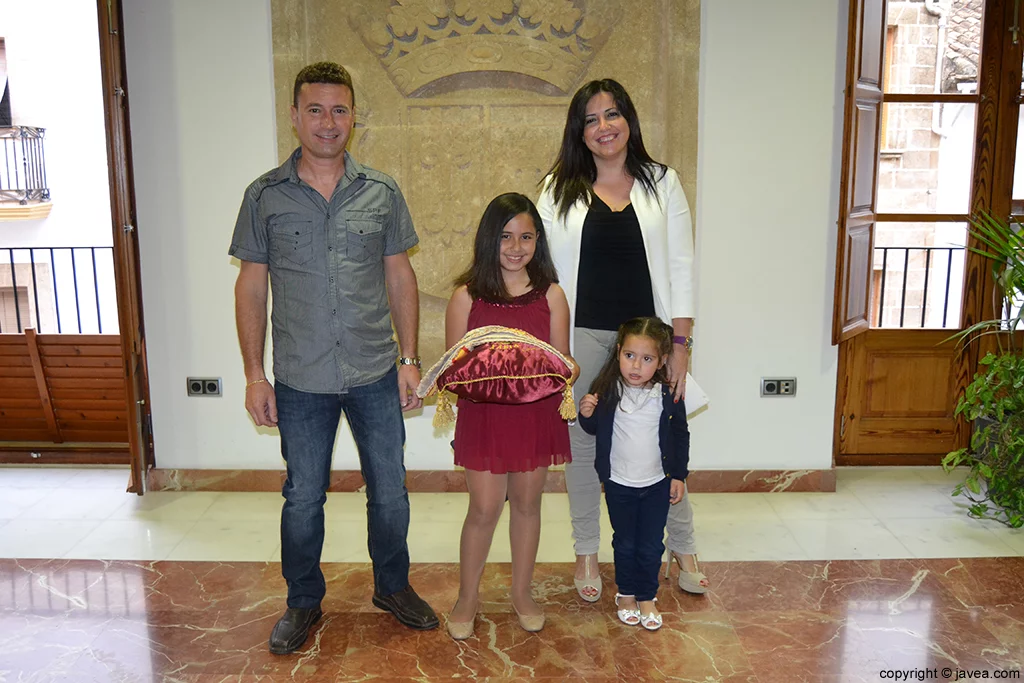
[761,377,797,397]
[187,377,222,397]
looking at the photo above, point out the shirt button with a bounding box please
[330,277,334,283]
[332,309,336,315]
[336,341,340,346]
[328,246,333,251]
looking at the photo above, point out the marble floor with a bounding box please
[1,466,1023,682]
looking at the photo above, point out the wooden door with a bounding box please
[833,0,885,345]
[835,0,1024,464]
[836,330,959,464]
[96,0,153,493]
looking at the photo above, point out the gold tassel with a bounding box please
[433,390,456,429]
[559,384,577,421]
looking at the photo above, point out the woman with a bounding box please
[537,78,709,600]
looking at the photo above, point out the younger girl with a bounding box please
[577,316,689,631]
[444,193,578,640]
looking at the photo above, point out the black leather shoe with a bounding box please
[268,607,323,655]
[372,585,439,630]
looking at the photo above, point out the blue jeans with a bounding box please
[275,367,411,608]
[604,477,671,602]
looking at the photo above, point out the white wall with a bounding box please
[691,0,844,470]
[123,0,844,472]
[0,1,112,249]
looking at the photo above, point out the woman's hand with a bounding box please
[669,478,685,504]
[580,393,599,418]
[668,345,689,402]
[567,355,581,386]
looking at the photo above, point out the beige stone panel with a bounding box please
[269,0,701,367]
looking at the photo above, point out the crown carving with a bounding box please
[349,0,622,96]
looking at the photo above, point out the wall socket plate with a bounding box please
[187,377,222,397]
[761,377,797,397]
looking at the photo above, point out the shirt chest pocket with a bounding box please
[270,220,315,266]
[344,211,385,263]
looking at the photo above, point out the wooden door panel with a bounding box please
[858,0,883,82]
[838,330,958,461]
[852,105,879,212]
[864,353,952,417]
[833,0,886,343]
[841,222,873,332]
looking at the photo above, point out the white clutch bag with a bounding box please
[683,372,710,419]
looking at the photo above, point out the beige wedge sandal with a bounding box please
[664,549,710,594]
[574,553,602,602]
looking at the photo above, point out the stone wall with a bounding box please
[270,0,700,364]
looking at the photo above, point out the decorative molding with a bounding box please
[0,202,52,221]
[147,468,836,493]
[348,0,622,95]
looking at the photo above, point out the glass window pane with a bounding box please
[872,222,967,328]
[878,103,976,214]
[885,1,983,95]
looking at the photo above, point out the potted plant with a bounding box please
[941,212,1024,528]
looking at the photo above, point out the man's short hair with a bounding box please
[292,62,355,108]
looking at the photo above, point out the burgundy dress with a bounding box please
[453,286,572,473]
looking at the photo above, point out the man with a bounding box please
[229,62,438,655]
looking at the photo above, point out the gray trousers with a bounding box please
[566,327,698,557]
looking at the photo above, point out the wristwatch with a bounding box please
[672,335,694,352]
[398,356,421,369]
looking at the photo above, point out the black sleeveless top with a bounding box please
[574,195,656,331]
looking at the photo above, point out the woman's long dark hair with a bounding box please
[543,79,667,219]
[454,193,559,302]
[589,317,674,401]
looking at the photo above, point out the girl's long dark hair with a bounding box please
[454,193,558,302]
[543,79,667,219]
[589,317,674,401]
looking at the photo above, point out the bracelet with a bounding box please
[672,335,694,352]
[398,356,422,369]
[246,378,268,388]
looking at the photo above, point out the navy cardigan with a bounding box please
[577,384,690,484]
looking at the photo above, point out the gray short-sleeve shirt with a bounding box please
[229,149,418,393]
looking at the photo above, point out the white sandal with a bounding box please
[574,553,602,603]
[664,549,709,595]
[638,598,663,631]
[614,593,640,626]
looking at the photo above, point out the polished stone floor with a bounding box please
[1,466,1023,681]
[2,558,1023,682]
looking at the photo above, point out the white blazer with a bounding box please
[537,166,696,354]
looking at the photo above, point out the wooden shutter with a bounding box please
[832,0,887,344]
[97,0,154,494]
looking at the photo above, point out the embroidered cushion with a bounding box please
[417,325,576,427]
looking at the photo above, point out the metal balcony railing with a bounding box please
[1,247,117,334]
[874,246,965,329]
[0,126,49,204]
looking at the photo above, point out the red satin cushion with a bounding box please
[438,341,571,404]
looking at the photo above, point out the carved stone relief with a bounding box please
[270,0,700,367]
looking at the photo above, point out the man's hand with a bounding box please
[669,478,685,504]
[580,393,599,418]
[245,381,278,427]
[398,365,422,412]
[668,346,689,403]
